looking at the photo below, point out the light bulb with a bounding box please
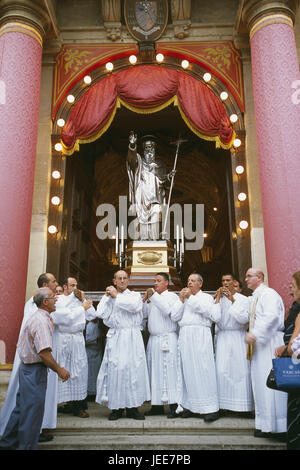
[83,75,92,85]
[48,225,58,234]
[105,62,114,71]
[235,165,244,175]
[233,138,242,148]
[51,196,61,206]
[220,91,228,101]
[203,73,211,82]
[238,192,247,201]
[129,55,137,65]
[239,220,249,230]
[181,59,189,69]
[156,53,164,63]
[57,118,65,127]
[52,170,61,179]
[230,113,238,123]
[54,143,63,152]
[67,94,75,104]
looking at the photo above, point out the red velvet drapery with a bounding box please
[61,65,235,154]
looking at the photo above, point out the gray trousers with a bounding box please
[0,362,47,450]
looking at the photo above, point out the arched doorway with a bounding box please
[48,59,251,291]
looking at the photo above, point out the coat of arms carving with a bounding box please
[124,0,168,42]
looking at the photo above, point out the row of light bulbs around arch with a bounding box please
[48,164,248,235]
[53,53,242,151]
[49,54,246,234]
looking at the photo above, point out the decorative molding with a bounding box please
[0,0,52,40]
[241,0,299,31]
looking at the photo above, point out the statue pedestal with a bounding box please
[125,240,182,291]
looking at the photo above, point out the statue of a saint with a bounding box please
[126,131,174,240]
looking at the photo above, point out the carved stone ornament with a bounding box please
[124,0,168,42]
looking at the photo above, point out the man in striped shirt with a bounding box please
[0,288,70,450]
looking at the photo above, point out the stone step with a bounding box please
[37,403,286,450]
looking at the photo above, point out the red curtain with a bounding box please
[61,65,234,154]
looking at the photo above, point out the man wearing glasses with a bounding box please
[0,288,70,450]
[245,268,287,439]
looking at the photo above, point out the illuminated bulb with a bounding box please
[129,55,137,65]
[52,170,61,179]
[181,59,189,69]
[239,220,249,230]
[235,165,245,175]
[230,113,238,123]
[54,143,63,152]
[203,233,208,238]
[83,75,92,85]
[57,118,65,127]
[67,94,75,103]
[220,91,228,101]
[51,196,61,206]
[156,53,164,63]
[233,138,242,148]
[203,72,211,82]
[213,207,218,212]
[238,192,247,201]
[105,62,114,71]
[48,225,58,234]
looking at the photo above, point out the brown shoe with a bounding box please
[75,410,89,418]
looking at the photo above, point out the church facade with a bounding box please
[0,0,300,364]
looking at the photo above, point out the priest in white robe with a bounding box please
[0,273,58,439]
[245,268,287,437]
[174,273,221,421]
[51,277,95,418]
[95,270,150,420]
[214,273,253,413]
[142,272,180,418]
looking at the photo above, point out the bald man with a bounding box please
[245,268,287,438]
[0,273,58,440]
[94,270,150,420]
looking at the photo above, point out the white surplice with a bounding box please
[0,297,57,434]
[175,290,220,414]
[51,293,96,403]
[249,284,287,433]
[214,293,253,412]
[143,290,179,405]
[95,289,150,410]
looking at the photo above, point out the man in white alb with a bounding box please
[51,277,95,418]
[143,272,180,418]
[214,273,253,415]
[174,273,220,421]
[245,268,287,438]
[95,270,150,420]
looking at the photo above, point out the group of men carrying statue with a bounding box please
[126,131,177,241]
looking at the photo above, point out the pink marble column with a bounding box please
[0,23,43,363]
[249,12,300,308]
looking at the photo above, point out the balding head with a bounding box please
[245,267,264,291]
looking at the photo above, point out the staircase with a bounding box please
[38,403,286,451]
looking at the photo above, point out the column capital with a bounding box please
[0,0,51,44]
[241,0,299,34]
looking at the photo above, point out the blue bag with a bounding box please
[272,357,300,392]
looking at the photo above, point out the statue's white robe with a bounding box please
[249,284,287,433]
[175,291,220,414]
[143,290,179,405]
[95,289,150,410]
[214,293,253,411]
